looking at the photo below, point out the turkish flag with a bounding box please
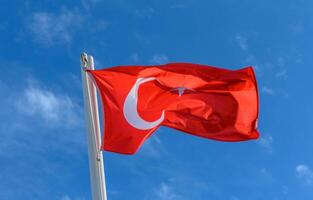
[87,63,259,154]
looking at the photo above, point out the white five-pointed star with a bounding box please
[171,87,194,96]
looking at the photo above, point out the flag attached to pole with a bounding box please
[87,63,259,154]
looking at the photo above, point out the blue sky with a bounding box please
[1,0,313,199]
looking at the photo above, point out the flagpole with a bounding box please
[81,53,107,200]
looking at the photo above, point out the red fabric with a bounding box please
[87,63,259,154]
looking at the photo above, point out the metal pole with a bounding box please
[80,52,107,200]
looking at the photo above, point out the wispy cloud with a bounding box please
[138,134,166,159]
[260,168,273,180]
[261,86,275,95]
[277,56,285,67]
[230,196,240,200]
[61,195,71,200]
[282,185,289,195]
[235,34,248,51]
[27,9,83,46]
[135,7,155,18]
[130,53,139,62]
[0,77,85,157]
[60,195,86,200]
[296,164,313,185]
[258,134,273,153]
[81,0,102,11]
[147,175,211,200]
[155,183,179,200]
[15,82,81,126]
[295,53,303,64]
[150,54,169,64]
[290,21,304,34]
[0,74,86,199]
[134,32,151,45]
[275,69,287,79]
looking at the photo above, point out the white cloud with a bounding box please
[1,79,85,154]
[282,185,289,195]
[28,9,83,46]
[152,178,207,200]
[290,21,304,34]
[156,183,179,200]
[150,54,169,64]
[235,34,248,51]
[130,53,139,62]
[138,134,165,159]
[95,20,109,31]
[261,86,275,95]
[277,57,285,67]
[134,32,151,45]
[15,84,80,126]
[245,55,256,63]
[260,168,273,180]
[135,7,155,18]
[230,196,239,200]
[296,164,313,185]
[295,53,303,64]
[60,195,86,200]
[81,0,102,11]
[0,74,86,198]
[258,134,273,152]
[61,195,71,200]
[275,69,287,79]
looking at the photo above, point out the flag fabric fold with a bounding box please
[87,63,259,154]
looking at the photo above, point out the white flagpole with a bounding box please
[80,52,107,200]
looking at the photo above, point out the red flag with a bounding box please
[87,63,259,154]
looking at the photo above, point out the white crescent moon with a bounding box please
[123,77,165,130]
